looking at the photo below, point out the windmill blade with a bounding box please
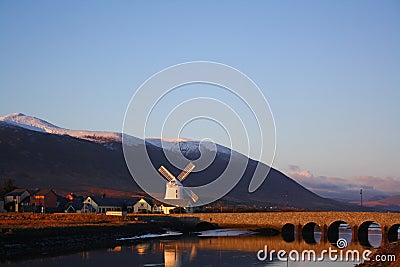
[177,162,195,181]
[158,166,175,182]
[183,187,199,203]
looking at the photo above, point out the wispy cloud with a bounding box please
[287,165,400,201]
[288,165,301,172]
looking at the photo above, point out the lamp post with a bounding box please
[360,189,363,210]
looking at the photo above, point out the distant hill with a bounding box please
[0,113,359,211]
[361,195,400,211]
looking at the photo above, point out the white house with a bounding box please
[4,189,30,204]
[158,204,177,215]
[4,189,31,212]
[82,196,193,214]
[150,200,178,214]
[133,198,153,213]
[83,196,154,214]
[83,196,128,213]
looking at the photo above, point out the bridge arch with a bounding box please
[302,222,321,244]
[170,212,400,244]
[388,224,400,243]
[327,220,351,245]
[358,221,382,247]
[281,223,295,242]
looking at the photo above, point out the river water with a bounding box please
[4,228,395,267]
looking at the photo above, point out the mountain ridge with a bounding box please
[0,113,360,210]
[0,112,122,143]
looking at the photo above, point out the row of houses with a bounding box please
[1,188,180,214]
[3,188,58,212]
[81,196,177,214]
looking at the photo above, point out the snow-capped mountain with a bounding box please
[0,113,233,157]
[0,112,359,210]
[146,138,234,160]
[0,113,122,143]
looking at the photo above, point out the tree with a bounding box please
[0,178,16,196]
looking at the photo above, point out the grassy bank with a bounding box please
[0,213,139,229]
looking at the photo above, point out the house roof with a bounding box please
[57,195,69,206]
[5,188,29,196]
[89,197,135,207]
[66,199,84,210]
[139,198,154,206]
[34,189,57,196]
[152,199,176,207]
[26,188,40,195]
[87,197,152,207]
[159,203,176,207]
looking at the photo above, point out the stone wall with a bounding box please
[172,212,400,243]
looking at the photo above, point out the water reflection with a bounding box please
[366,222,382,248]
[109,246,122,252]
[164,246,181,267]
[6,230,385,267]
[136,243,150,255]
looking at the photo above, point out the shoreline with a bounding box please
[0,213,172,262]
[0,223,165,262]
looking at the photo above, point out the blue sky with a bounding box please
[1,1,399,198]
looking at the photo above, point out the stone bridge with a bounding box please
[172,212,400,246]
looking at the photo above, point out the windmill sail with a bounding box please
[158,166,175,182]
[177,162,195,181]
[183,187,199,202]
[159,162,198,203]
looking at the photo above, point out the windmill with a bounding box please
[158,162,199,203]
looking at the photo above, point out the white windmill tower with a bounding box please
[158,162,199,203]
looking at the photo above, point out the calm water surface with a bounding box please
[4,228,392,267]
